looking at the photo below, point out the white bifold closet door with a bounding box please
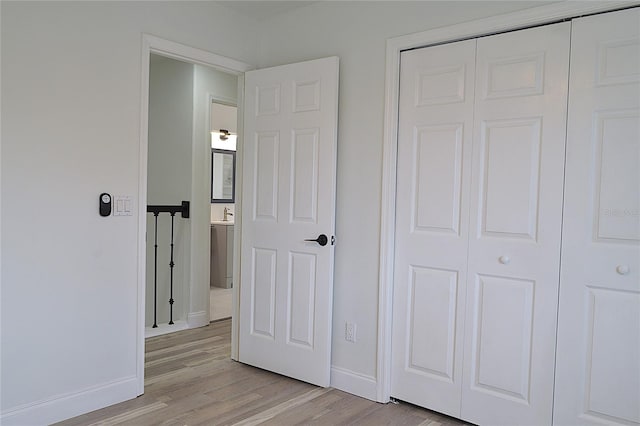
[461,22,570,426]
[554,8,640,426]
[392,22,570,425]
[391,38,476,418]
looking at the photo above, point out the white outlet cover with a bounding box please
[345,322,357,343]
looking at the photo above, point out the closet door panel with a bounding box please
[479,117,542,239]
[554,8,640,426]
[391,39,476,418]
[462,22,571,426]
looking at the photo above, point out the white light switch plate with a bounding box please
[113,195,133,216]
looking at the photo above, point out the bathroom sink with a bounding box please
[211,220,234,225]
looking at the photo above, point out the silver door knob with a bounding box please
[499,256,510,265]
[616,265,630,275]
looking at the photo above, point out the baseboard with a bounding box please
[187,310,209,328]
[143,311,207,339]
[145,319,188,338]
[0,375,138,425]
[330,366,378,402]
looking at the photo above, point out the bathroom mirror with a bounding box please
[211,149,235,203]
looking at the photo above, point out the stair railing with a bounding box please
[146,201,190,328]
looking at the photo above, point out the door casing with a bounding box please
[137,34,251,394]
[377,0,638,403]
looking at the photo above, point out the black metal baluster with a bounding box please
[152,212,159,328]
[168,212,175,325]
[147,202,189,328]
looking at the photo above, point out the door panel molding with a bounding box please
[478,117,542,241]
[405,266,458,381]
[469,274,535,403]
[412,124,464,235]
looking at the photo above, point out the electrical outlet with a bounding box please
[345,322,357,343]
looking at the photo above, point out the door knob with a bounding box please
[616,265,630,275]
[499,256,511,265]
[305,234,328,246]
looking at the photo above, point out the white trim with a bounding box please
[231,75,245,361]
[377,0,639,404]
[142,34,252,76]
[210,94,237,108]
[385,1,637,53]
[330,366,378,402]
[137,34,151,397]
[187,310,209,328]
[144,320,189,338]
[0,376,138,425]
[137,33,252,397]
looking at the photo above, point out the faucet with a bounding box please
[223,207,234,221]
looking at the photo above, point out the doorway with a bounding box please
[137,34,251,393]
[138,35,341,394]
[210,101,238,321]
[144,55,241,336]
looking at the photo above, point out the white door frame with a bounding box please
[137,34,252,394]
[376,1,638,403]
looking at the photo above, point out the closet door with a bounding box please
[461,22,570,426]
[391,39,476,418]
[554,9,640,426]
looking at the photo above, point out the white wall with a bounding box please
[211,102,238,134]
[254,0,553,393]
[145,54,193,327]
[0,2,257,424]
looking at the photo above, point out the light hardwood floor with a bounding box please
[56,320,469,426]
[210,287,232,321]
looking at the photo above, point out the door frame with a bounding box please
[137,34,251,394]
[376,0,637,403]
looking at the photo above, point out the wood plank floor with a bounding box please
[56,320,469,426]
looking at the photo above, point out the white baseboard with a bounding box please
[143,311,208,339]
[144,319,188,338]
[187,310,209,328]
[330,366,378,402]
[0,376,138,426]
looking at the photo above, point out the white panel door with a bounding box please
[391,39,476,417]
[239,57,339,387]
[554,9,640,426]
[461,22,570,426]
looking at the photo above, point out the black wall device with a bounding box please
[99,193,112,217]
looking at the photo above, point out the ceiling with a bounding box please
[217,1,318,21]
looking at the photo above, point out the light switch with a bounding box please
[113,196,133,216]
